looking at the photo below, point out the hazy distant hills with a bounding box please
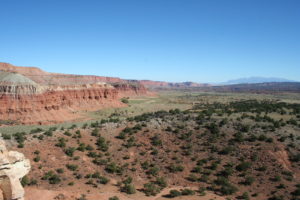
[222,77,297,85]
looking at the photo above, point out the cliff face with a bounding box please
[0,63,151,124]
[0,62,123,85]
[0,84,125,124]
[113,82,149,97]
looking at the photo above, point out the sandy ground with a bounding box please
[25,186,225,200]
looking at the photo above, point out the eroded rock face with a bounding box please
[0,140,30,200]
[0,63,152,124]
[0,84,123,124]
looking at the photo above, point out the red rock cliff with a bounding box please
[0,84,124,124]
[0,63,152,124]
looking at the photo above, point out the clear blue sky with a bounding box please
[0,0,299,83]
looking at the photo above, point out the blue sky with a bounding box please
[0,0,299,83]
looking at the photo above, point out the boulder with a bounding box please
[0,140,30,200]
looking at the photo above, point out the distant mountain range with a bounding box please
[222,77,297,85]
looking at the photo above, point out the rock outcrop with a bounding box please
[0,62,124,85]
[0,82,124,124]
[0,140,30,200]
[0,63,151,124]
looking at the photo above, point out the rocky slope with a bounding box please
[0,63,151,124]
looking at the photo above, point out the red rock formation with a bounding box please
[0,84,124,124]
[0,62,123,85]
[0,62,152,124]
[112,82,150,97]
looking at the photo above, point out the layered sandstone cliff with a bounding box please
[0,63,151,124]
[0,62,123,85]
[0,140,30,200]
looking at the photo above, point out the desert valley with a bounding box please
[0,62,300,200]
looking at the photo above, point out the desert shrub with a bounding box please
[91,128,99,136]
[21,176,30,187]
[168,190,181,198]
[197,159,208,166]
[256,165,267,171]
[143,182,161,196]
[63,131,72,136]
[219,183,238,195]
[187,173,198,182]
[206,123,220,135]
[233,132,244,142]
[181,189,195,196]
[192,166,202,173]
[198,187,206,196]
[199,174,209,183]
[236,161,251,171]
[121,184,136,194]
[96,136,109,152]
[77,194,87,200]
[44,130,53,137]
[93,158,108,166]
[258,134,267,141]
[37,135,44,140]
[33,155,41,162]
[30,128,44,134]
[87,151,98,158]
[116,131,126,139]
[42,171,61,184]
[121,97,129,104]
[141,161,150,170]
[155,177,167,188]
[86,144,94,151]
[124,136,136,148]
[219,146,235,155]
[77,143,86,152]
[151,135,162,146]
[56,168,64,174]
[56,138,66,148]
[291,184,300,196]
[122,177,133,185]
[266,137,274,143]
[2,133,11,140]
[215,176,230,186]
[240,125,250,133]
[270,175,281,182]
[14,132,26,147]
[147,166,160,176]
[214,176,238,195]
[109,196,120,200]
[21,176,37,186]
[268,196,284,200]
[66,164,78,171]
[247,134,257,142]
[98,176,110,184]
[219,166,234,177]
[243,176,255,185]
[64,147,76,157]
[168,164,184,173]
[290,153,300,162]
[151,148,158,155]
[105,162,122,174]
[240,192,250,200]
